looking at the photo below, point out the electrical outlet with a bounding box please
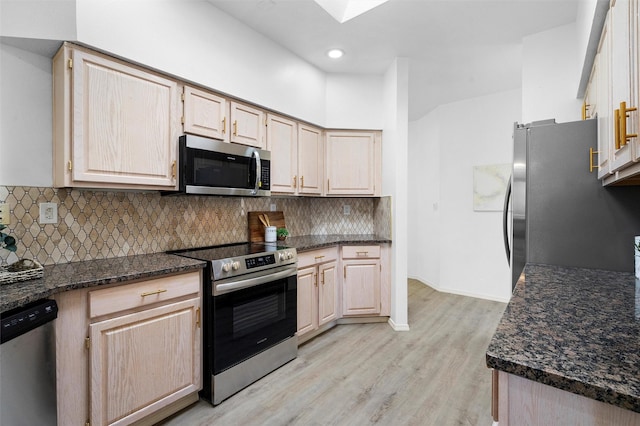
[0,203,9,225]
[343,205,351,215]
[39,202,58,224]
[270,203,277,212]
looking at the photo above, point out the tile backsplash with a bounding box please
[0,186,391,266]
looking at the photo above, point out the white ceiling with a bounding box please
[207,0,580,121]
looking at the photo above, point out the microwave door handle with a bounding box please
[252,149,261,194]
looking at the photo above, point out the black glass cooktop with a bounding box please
[171,242,290,261]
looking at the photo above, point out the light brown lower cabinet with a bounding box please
[54,271,202,426]
[297,243,391,344]
[297,247,339,343]
[494,370,640,425]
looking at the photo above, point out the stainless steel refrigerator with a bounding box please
[503,118,640,290]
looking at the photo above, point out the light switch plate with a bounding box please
[39,202,58,224]
[0,203,9,225]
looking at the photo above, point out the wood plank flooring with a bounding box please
[159,279,507,426]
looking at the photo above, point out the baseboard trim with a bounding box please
[388,317,410,331]
[408,275,510,304]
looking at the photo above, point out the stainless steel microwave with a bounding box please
[178,134,270,196]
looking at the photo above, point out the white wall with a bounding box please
[407,110,440,287]
[75,0,327,126]
[382,58,409,330]
[522,23,582,123]
[0,44,53,186]
[325,73,384,129]
[408,89,521,302]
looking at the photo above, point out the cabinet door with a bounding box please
[89,298,201,426]
[230,101,265,148]
[297,266,318,336]
[298,124,324,195]
[71,48,180,189]
[342,260,381,316]
[318,260,338,326]
[596,21,613,179]
[267,114,297,194]
[630,0,639,161]
[183,86,229,141]
[325,131,380,196]
[609,0,638,172]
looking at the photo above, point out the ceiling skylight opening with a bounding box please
[327,48,344,59]
[314,0,389,23]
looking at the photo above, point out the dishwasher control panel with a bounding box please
[1,299,58,344]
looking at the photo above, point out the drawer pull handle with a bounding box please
[356,251,369,256]
[314,255,325,260]
[140,289,167,297]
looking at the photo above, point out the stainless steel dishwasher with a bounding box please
[1,299,58,426]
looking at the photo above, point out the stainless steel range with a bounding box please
[172,242,298,405]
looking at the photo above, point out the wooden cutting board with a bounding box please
[248,211,286,242]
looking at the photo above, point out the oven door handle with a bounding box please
[215,266,297,295]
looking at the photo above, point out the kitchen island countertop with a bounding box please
[286,234,391,252]
[0,253,206,314]
[486,263,640,413]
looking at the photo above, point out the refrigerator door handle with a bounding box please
[503,175,512,265]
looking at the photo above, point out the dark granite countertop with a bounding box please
[486,263,640,413]
[0,253,206,314]
[0,234,390,314]
[286,234,391,252]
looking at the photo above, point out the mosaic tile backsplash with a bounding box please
[0,186,391,266]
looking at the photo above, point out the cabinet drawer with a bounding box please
[342,245,380,259]
[89,271,200,318]
[297,246,339,268]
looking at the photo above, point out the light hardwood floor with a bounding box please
[159,279,507,426]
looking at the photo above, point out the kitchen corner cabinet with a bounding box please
[52,43,181,190]
[588,0,640,184]
[325,131,382,196]
[267,115,324,196]
[54,271,202,426]
[341,245,382,316]
[182,85,229,141]
[230,101,265,148]
[297,247,339,342]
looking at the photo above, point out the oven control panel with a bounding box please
[245,254,276,269]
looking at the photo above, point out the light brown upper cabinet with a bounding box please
[182,85,229,142]
[325,130,382,196]
[230,101,266,149]
[297,124,324,195]
[267,115,324,196]
[52,43,181,190]
[590,0,640,185]
[267,114,298,193]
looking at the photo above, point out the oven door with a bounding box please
[212,266,297,374]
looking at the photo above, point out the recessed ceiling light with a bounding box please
[327,49,344,59]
